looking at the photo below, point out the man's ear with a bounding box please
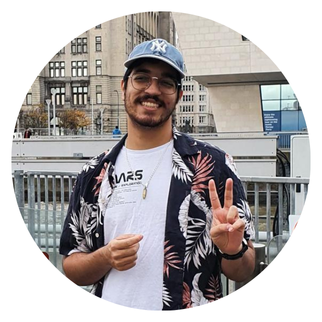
[121,80,125,101]
[176,90,183,104]
[178,90,183,100]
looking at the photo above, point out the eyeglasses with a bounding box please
[128,72,180,95]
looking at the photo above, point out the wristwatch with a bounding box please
[219,238,248,260]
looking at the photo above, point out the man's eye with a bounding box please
[160,79,176,88]
[134,75,149,82]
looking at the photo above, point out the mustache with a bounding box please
[135,95,164,106]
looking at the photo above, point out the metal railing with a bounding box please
[267,131,308,149]
[13,170,77,269]
[12,170,309,271]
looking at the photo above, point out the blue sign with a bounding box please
[263,111,281,132]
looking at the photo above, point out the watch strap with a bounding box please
[219,239,248,260]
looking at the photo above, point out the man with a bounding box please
[112,125,121,138]
[60,39,255,310]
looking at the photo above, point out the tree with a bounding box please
[23,104,48,129]
[58,109,91,134]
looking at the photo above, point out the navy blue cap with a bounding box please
[124,39,185,78]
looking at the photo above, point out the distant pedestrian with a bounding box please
[112,125,122,138]
[24,128,32,138]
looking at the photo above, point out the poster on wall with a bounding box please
[263,111,281,132]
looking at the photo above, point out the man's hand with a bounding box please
[209,178,245,255]
[101,234,143,271]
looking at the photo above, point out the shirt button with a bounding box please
[95,233,99,238]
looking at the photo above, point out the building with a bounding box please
[172,12,306,138]
[19,12,176,135]
[18,11,306,141]
[176,75,215,133]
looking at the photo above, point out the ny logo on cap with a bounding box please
[150,40,167,54]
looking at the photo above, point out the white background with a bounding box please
[1,1,321,321]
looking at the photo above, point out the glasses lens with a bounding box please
[130,73,177,94]
[131,73,150,91]
[159,78,177,94]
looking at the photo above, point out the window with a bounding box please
[183,85,194,91]
[180,105,194,112]
[199,95,206,102]
[72,85,88,105]
[261,84,306,132]
[199,116,206,124]
[96,60,102,75]
[181,95,194,102]
[49,61,65,78]
[96,85,102,104]
[49,85,65,106]
[180,116,194,126]
[199,105,206,112]
[26,93,32,105]
[71,61,87,77]
[71,38,87,54]
[96,36,102,51]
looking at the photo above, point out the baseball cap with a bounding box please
[124,39,185,78]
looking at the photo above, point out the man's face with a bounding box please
[121,60,183,129]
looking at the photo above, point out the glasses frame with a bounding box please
[128,72,181,95]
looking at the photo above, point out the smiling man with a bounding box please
[60,39,255,310]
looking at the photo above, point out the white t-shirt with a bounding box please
[100,140,173,310]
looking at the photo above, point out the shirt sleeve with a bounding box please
[59,173,85,256]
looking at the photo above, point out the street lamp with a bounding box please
[99,107,105,135]
[45,99,51,136]
[113,90,120,128]
[51,88,58,135]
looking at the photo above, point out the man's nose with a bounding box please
[145,77,162,95]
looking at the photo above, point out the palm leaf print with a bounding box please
[164,240,182,278]
[191,273,209,306]
[92,162,107,196]
[69,197,100,253]
[182,282,192,308]
[204,275,223,301]
[172,150,193,184]
[162,282,172,307]
[184,191,214,268]
[189,152,215,193]
[237,199,254,239]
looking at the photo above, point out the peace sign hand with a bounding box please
[209,178,245,255]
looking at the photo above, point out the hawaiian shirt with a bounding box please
[60,128,254,310]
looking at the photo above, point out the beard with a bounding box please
[124,93,176,129]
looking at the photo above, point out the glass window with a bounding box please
[281,99,298,111]
[281,84,296,100]
[261,84,306,133]
[262,101,280,111]
[26,93,32,105]
[97,93,102,104]
[96,60,102,75]
[261,84,280,100]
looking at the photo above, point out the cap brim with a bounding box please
[124,55,185,79]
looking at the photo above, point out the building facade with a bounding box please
[19,12,177,135]
[18,12,305,138]
[172,12,306,135]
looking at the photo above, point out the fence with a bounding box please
[12,170,309,291]
[267,131,308,150]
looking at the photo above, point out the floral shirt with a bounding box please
[60,128,254,310]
